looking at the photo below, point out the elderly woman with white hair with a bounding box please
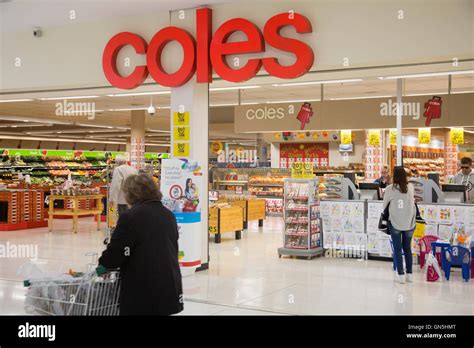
[109,155,137,216]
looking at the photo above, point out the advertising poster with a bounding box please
[279,143,329,168]
[161,158,202,274]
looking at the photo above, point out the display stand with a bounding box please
[229,199,266,229]
[209,206,244,243]
[0,189,47,231]
[278,178,324,259]
[48,194,103,234]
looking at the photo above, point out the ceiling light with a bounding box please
[266,99,320,104]
[329,95,394,101]
[11,125,17,128]
[107,91,170,97]
[210,103,238,107]
[209,85,261,91]
[378,70,474,80]
[147,129,171,133]
[158,106,171,109]
[272,79,363,87]
[108,107,148,111]
[0,99,34,103]
[37,96,99,100]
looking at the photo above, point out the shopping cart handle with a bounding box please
[96,265,107,276]
[23,280,30,287]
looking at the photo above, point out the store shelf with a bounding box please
[248,183,284,187]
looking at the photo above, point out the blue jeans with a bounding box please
[389,222,415,275]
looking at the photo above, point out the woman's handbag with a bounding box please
[378,202,390,235]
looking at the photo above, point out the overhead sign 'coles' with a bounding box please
[102,8,314,88]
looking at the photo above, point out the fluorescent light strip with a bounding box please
[64,110,104,114]
[272,79,363,87]
[158,106,171,109]
[451,90,474,94]
[76,123,115,128]
[107,91,171,97]
[38,96,99,100]
[210,103,238,107]
[209,85,261,91]
[147,129,171,133]
[378,70,474,80]
[266,99,320,104]
[0,99,34,103]
[108,107,147,111]
[329,95,394,101]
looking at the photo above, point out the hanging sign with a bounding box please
[340,130,352,145]
[211,141,223,154]
[451,128,464,145]
[368,129,381,146]
[389,129,397,145]
[418,128,431,145]
[423,96,442,126]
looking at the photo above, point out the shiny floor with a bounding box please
[0,217,472,315]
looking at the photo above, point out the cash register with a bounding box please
[441,184,467,203]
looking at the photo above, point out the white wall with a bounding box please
[1,0,472,92]
[328,142,364,167]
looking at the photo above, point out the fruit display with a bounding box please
[50,186,100,196]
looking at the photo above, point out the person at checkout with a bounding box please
[374,165,392,188]
[453,157,473,202]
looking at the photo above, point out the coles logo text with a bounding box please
[103,9,314,88]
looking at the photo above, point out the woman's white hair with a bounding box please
[115,155,127,165]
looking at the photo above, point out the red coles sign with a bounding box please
[102,8,314,88]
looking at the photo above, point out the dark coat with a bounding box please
[99,200,183,315]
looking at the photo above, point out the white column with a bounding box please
[270,143,280,168]
[130,110,146,169]
[396,78,403,166]
[171,82,209,268]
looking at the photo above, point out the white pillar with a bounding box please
[171,82,209,269]
[270,143,280,168]
[396,79,403,166]
[130,110,146,169]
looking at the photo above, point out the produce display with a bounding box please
[50,187,100,196]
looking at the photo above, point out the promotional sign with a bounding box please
[389,129,397,145]
[291,162,314,179]
[423,96,442,126]
[368,129,381,146]
[211,141,223,154]
[279,143,329,168]
[161,158,203,274]
[418,128,431,145]
[172,112,191,158]
[103,8,314,88]
[296,102,314,130]
[450,128,464,145]
[341,130,352,145]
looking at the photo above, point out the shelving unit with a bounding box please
[278,178,324,259]
[390,145,445,182]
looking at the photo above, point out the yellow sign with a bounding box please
[368,129,381,146]
[173,126,190,141]
[173,142,190,157]
[291,162,314,179]
[211,141,223,154]
[451,128,464,145]
[389,129,397,145]
[418,128,431,144]
[340,130,352,145]
[173,112,190,126]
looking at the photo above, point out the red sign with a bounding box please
[296,102,314,130]
[279,143,329,168]
[423,96,442,126]
[103,8,314,88]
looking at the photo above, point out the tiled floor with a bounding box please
[0,216,472,315]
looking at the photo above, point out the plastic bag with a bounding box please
[425,253,442,282]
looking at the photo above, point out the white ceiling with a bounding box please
[0,0,233,32]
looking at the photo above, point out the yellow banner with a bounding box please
[451,128,464,145]
[418,128,431,144]
[173,126,190,141]
[389,129,397,145]
[291,162,314,179]
[341,130,352,145]
[173,112,190,126]
[173,142,190,157]
[368,129,381,146]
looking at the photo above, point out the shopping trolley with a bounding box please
[24,253,121,316]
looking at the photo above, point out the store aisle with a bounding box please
[0,217,473,315]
